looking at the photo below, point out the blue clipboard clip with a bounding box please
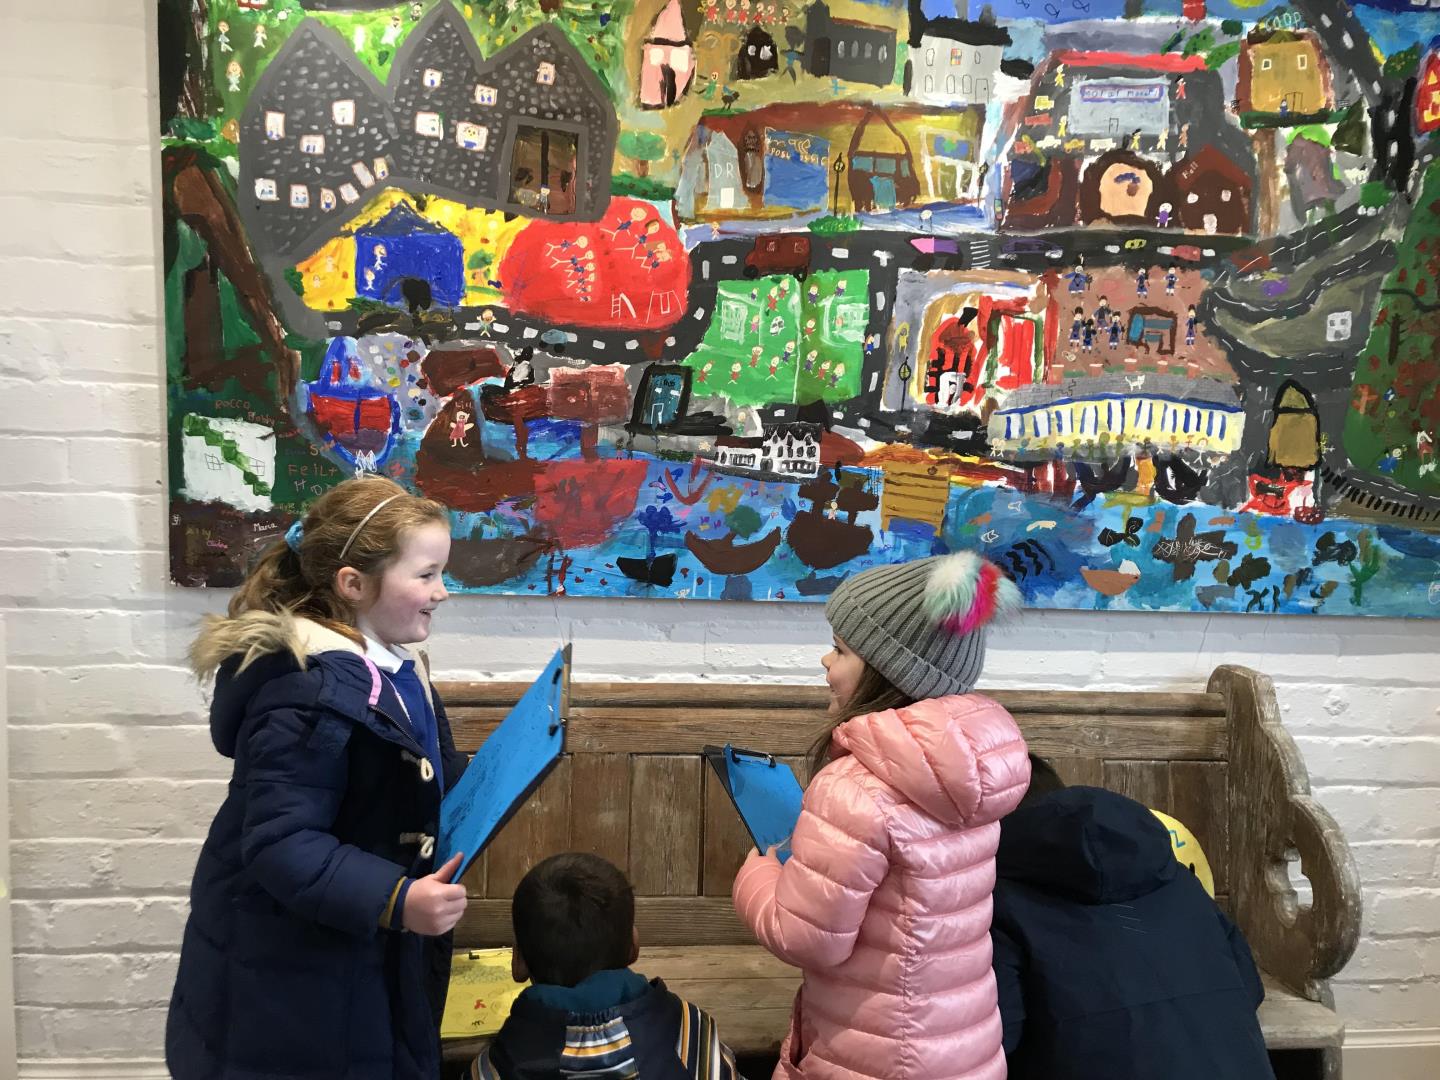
[728,746,777,767]
[548,662,565,737]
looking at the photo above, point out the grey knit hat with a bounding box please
[825,552,1022,700]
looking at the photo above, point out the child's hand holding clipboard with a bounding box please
[703,744,804,863]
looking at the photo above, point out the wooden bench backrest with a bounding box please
[441,681,1233,948]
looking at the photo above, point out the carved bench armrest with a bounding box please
[1209,665,1362,1002]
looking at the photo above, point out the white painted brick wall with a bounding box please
[1,2,1437,1068]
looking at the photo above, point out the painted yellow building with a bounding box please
[1241,31,1331,115]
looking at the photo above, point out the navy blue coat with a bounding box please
[167,633,470,1080]
[991,787,1274,1080]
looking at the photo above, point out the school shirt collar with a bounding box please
[363,634,408,674]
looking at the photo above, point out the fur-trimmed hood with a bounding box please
[190,609,363,681]
[195,611,370,760]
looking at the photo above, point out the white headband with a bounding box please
[339,494,403,563]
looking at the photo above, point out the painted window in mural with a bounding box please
[157,0,1440,615]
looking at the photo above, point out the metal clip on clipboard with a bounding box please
[546,642,573,738]
[729,746,777,767]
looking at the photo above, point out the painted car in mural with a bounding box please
[159,0,1440,616]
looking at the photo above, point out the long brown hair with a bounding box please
[807,662,914,781]
[192,477,447,677]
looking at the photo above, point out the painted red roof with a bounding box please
[1053,50,1207,74]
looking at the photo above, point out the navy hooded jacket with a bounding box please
[166,614,470,1080]
[991,787,1274,1080]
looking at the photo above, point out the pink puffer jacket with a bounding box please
[733,694,1029,1080]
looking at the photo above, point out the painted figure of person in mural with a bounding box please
[448,410,474,448]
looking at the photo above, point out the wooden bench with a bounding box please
[438,665,1361,1079]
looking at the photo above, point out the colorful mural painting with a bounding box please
[160,0,1440,615]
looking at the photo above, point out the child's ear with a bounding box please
[511,946,530,984]
[628,926,640,967]
[334,566,367,605]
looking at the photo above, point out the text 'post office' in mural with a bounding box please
[159,0,1440,615]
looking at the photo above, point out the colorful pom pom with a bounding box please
[922,552,1022,636]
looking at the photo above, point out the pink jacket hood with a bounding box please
[832,694,1022,830]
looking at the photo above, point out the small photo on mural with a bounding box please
[157,0,1440,616]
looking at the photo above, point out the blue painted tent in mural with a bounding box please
[354,202,465,308]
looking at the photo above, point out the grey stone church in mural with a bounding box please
[238,2,616,264]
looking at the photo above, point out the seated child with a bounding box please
[991,756,1274,1080]
[472,853,740,1080]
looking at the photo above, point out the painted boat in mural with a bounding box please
[684,528,784,575]
[787,477,881,570]
[617,552,679,586]
[302,339,400,468]
[1081,560,1143,597]
[447,534,555,588]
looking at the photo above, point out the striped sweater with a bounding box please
[471,971,738,1080]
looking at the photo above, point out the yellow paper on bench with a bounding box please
[1151,809,1215,899]
[440,948,528,1040]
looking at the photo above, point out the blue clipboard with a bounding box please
[437,647,569,879]
[703,744,804,863]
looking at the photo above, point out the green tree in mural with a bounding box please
[1344,161,1440,495]
[618,130,666,178]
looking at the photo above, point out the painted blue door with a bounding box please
[645,372,685,427]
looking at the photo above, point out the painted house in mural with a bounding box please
[803,2,897,87]
[457,22,615,218]
[640,0,696,108]
[353,202,465,307]
[630,364,694,433]
[884,270,1052,418]
[390,4,503,200]
[238,21,394,258]
[677,102,985,219]
[905,19,1007,107]
[1238,28,1333,117]
[238,2,616,268]
[737,26,781,81]
[1417,41,1440,135]
[713,425,822,479]
[1170,145,1253,234]
[1002,50,1255,235]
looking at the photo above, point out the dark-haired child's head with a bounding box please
[511,853,638,987]
[1018,753,1066,810]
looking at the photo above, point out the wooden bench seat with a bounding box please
[437,665,1360,1078]
[442,946,1346,1064]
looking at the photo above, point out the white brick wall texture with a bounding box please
[1,2,1437,1068]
